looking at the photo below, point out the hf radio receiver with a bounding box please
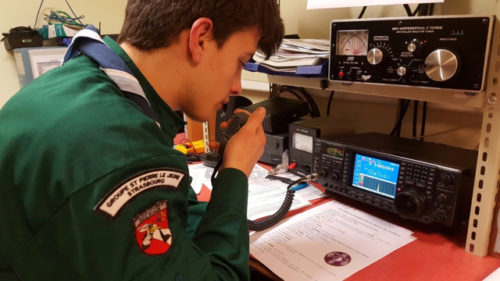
[312,133,477,227]
[329,16,494,91]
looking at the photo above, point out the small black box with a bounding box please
[3,27,43,51]
[243,97,309,134]
[259,133,288,165]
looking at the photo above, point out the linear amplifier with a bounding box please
[312,133,477,226]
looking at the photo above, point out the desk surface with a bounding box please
[196,173,500,281]
[246,195,500,281]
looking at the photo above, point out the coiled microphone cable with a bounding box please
[247,173,318,231]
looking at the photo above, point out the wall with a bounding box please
[280,0,497,38]
[0,0,496,150]
[0,0,126,108]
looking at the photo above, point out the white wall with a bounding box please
[280,0,497,38]
[0,0,126,108]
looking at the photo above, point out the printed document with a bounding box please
[250,200,416,281]
[188,163,319,219]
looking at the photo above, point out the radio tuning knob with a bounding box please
[433,209,447,222]
[407,39,423,53]
[438,172,454,185]
[330,172,340,182]
[318,169,328,178]
[394,189,427,219]
[367,48,383,65]
[397,66,407,77]
[424,49,459,82]
[407,42,417,53]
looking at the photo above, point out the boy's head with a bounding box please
[118,0,284,58]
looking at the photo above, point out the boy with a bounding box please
[0,0,283,280]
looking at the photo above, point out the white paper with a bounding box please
[248,183,311,220]
[188,163,319,219]
[248,166,311,220]
[188,163,213,194]
[250,200,416,281]
[484,267,500,281]
[307,0,443,9]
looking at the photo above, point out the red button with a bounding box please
[338,71,344,78]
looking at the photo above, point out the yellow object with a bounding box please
[174,140,205,154]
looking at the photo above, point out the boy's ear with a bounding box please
[188,17,214,64]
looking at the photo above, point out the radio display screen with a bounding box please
[351,153,400,199]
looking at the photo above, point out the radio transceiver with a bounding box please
[312,133,477,227]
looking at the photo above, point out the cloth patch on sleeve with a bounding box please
[96,169,185,218]
[133,200,172,255]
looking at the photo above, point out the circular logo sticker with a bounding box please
[324,251,351,266]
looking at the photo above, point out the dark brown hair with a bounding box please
[118,0,284,58]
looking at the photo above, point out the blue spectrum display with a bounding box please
[352,153,400,199]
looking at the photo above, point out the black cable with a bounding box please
[390,99,411,137]
[296,87,321,117]
[33,0,45,28]
[248,174,317,231]
[326,90,335,116]
[412,100,419,138]
[248,188,296,231]
[420,101,427,141]
[65,0,84,25]
[404,4,422,17]
[279,86,320,117]
[390,100,404,136]
[403,4,413,16]
[358,6,367,19]
[428,4,435,16]
[279,87,305,102]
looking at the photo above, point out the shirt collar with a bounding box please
[103,36,186,137]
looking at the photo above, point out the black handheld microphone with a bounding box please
[210,112,249,184]
[219,112,249,156]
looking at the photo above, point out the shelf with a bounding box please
[267,75,486,109]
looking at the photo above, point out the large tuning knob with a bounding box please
[394,189,427,219]
[424,49,459,82]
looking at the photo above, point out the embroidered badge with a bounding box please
[133,200,172,255]
[96,169,185,218]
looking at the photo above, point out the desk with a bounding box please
[247,194,500,281]
[194,165,500,280]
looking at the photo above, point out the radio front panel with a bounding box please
[312,134,477,227]
[329,16,493,92]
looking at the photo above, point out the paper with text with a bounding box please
[248,165,312,220]
[250,200,416,281]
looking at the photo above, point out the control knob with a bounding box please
[407,39,424,53]
[367,48,383,65]
[424,49,459,82]
[394,189,427,218]
[397,66,407,77]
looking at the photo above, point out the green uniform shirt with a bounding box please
[0,37,250,281]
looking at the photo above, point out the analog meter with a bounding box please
[336,30,369,56]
